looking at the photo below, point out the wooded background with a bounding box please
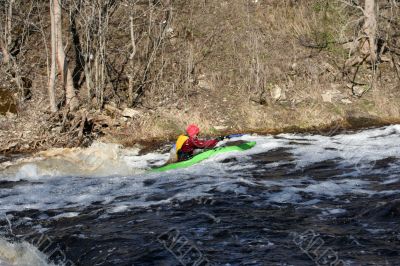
[0,0,399,151]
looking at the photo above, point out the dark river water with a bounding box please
[0,125,399,265]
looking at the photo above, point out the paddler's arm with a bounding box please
[189,137,218,149]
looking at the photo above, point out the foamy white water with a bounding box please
[0,125,399,219]
[0,125,399,265]
[0,238,54,266]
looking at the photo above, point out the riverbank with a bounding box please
[0,0,399,155]
[1,88,399,155]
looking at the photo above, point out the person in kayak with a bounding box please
[175,124,221,162]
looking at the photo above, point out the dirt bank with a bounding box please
[1,96,399,155]
[0,0,399,154]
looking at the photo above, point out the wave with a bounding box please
[0,238,55,266]
[0,125,398,220]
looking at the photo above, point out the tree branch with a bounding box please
[337,0,365,14]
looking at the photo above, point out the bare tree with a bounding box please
[0,0,25,97]
[74,0,115,109]
[52,0,79,111]
[127,15,137,107]
[0,0,13,64]
[361,0,378,64]
[48,0,58,112]
[343,0,378,67]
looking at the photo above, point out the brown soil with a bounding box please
[0,88,16,115]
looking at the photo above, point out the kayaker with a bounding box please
[175,124,221,162]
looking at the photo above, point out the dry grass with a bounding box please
[2,0,400,153]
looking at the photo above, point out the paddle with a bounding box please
[217,133,245,141]
[226,133,245,139]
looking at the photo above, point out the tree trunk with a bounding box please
[2,1,24,98]
[6,0,13,51]
[127,15,137,107]
[344,0,378,69]
[53,0,79,111]
[48,0,58,112]
[1,0,13,65]
[0,39,10,64]
[361,0,378,63]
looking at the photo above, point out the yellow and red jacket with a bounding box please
[175,135,218,155]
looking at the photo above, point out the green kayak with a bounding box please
[151,141,256,172]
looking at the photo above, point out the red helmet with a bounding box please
[186,124,200,137]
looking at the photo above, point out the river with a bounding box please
[0,125,399,265]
